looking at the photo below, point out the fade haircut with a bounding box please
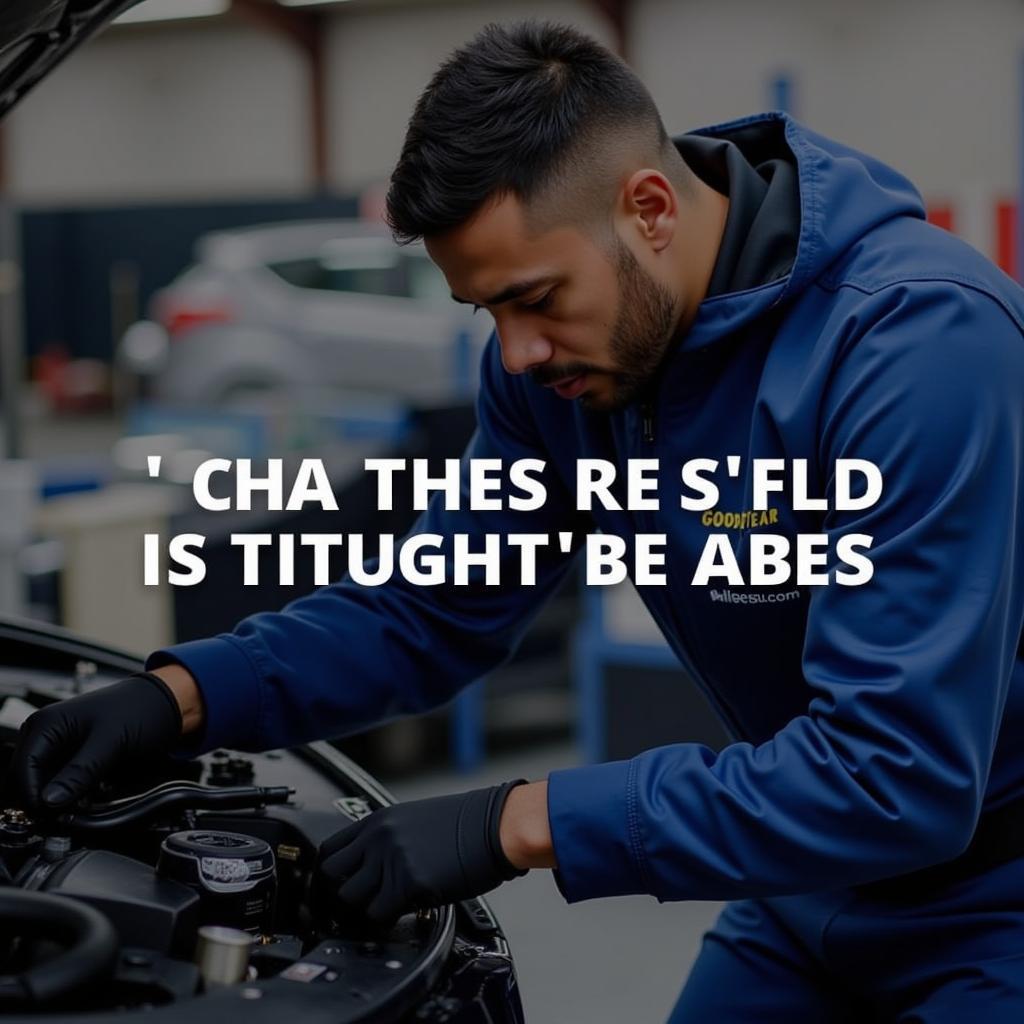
[386,20,687,244]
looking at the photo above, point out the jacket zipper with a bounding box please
[630,378,751,744]
[639,400,655,443]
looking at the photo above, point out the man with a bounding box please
[13,20,1024,1021]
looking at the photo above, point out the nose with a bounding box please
[496,318,554,375]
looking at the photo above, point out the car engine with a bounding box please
[0,622,523,1023]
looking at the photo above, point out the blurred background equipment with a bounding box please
[0,459,37,616]
[2,1,1023,1021]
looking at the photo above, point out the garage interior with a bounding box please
[1,1,1021,1020]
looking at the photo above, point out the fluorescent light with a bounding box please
[115,0,230,24]
[278,1,352,7]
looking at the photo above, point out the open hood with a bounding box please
[0,1,142,118]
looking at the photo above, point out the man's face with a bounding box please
[425,192,680,411]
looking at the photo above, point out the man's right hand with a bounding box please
[13,670,193,814]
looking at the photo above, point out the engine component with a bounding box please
[42,835,72,861]
[207,751,255,787]
[194,925,253,989]
[157,830,276,934]
[0,615,526,1021]
[38,849,200,957]
[66,781,293,831]
[0,889,118,1006]
[0,808,42,878]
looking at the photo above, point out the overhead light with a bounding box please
[278,1,352,7]
[115,0,231,24]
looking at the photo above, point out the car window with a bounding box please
[264,257,325,290]
[405,254,452,305]
[266,240,396,296]
[266,245,450,305]
[266,253,405,298]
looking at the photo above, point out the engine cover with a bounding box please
[39,848,200,957]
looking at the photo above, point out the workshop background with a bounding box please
[0,0,1021,1020]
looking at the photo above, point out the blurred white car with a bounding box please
[118,220,494,407]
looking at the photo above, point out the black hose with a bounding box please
[66,781,293,831]
[0,890,118,1006]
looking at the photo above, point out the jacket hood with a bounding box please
[677,111,928,351]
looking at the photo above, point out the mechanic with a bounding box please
[13,20,1024,1022]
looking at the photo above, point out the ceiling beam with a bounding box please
[232,0,329,191]
[589,0,629,60]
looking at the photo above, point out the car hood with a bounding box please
[0,1,141,118]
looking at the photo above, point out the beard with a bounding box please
[529,238,679,412]
[598,239,680,411]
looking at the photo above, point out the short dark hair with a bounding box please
[385,20,673,244]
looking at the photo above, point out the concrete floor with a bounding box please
[390,740,724,1024]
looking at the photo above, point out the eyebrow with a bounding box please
[450,276,557,307]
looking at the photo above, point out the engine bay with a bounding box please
[0,629,521,1023]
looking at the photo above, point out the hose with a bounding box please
[0,889,118,1006]
[65,781,294,831]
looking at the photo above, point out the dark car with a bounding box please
[0,4,523,1021]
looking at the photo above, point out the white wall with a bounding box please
[3,0,1022,208]
[3,0,610,205]
[5,21,310,203]
[633,0,1023,200]
[324,0,613,191]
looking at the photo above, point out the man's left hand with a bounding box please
[315,780,529,926]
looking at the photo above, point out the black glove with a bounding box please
[13,672,184,814]
[316,779,529,927]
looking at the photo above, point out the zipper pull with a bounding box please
[640,402,655,443]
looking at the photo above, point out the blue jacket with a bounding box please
[153,112,1024,905]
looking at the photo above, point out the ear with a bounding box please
[619,169,677,253]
